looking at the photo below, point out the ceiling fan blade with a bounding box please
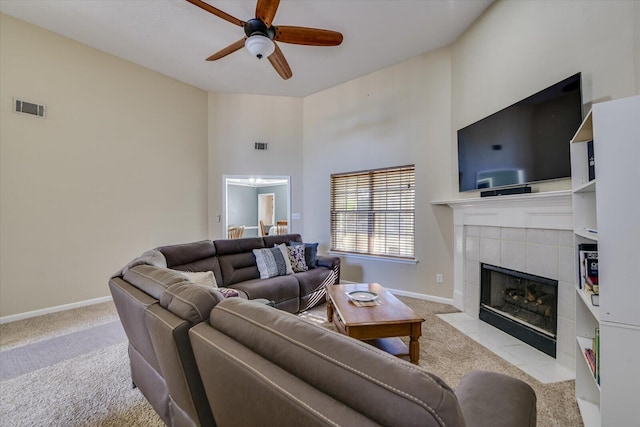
[255,0,280,28]
[185,0,244,27]
[206,38,247,61]
[274,26,343,46]
[268,43,292,80]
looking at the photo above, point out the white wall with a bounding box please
[298,0,639,299]
[302,49,455,299]
[451,0,639,197]
[207,93,303,239]
[2,0,638,317]
[0,14,208,317]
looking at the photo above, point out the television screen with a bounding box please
[457,73,582,192]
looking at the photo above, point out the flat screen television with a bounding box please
[457,73,582,192]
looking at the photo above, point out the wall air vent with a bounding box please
[254,142,268,151]
[13,98,46,118]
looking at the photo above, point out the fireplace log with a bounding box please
[503,295,552,318]
[503,287,525,300]
[536,294,553,305]
[531,303,552,317]
[526,284,545,302]
[504,296,530,309]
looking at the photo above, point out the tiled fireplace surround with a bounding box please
[444,191,576,371]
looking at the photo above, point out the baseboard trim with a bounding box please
[385,288,454,305]
[338,280,454,306]
[0,296,113,324]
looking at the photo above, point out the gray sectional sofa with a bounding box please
[109,234,537,427]
[191,298,537,427]
[109,234,340,426]
[156,233,341,313]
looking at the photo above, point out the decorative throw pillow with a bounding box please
[290,241,318,269]
[286,244,308,273]
[218,287,240,298]
[172,270,218,288]
[253,244,294,279]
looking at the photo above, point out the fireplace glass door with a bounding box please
[480,263,558,357]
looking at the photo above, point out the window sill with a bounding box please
[328,252,418,265]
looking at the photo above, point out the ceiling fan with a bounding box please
[185,0,343,80]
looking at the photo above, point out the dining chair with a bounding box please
[259,220,267,237]
[276,220,288,235]
[228,226,244,239]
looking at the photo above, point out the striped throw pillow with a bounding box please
[253,244,294,279]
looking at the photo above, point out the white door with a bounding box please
[258,193,275,229]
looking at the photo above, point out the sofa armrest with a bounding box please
[316,255,341,284]
[455,370,536,427]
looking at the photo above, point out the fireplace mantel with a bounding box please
[432,190,573,310]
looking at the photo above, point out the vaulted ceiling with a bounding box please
[0,0,493,97]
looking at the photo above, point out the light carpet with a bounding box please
[1,321,126,381]
[0,298,582,426]
[302,296,582,427]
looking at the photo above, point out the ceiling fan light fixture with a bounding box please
[245,34,275,59]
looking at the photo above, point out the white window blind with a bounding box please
[330,165,415,259]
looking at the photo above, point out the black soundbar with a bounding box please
[480,186,532,197]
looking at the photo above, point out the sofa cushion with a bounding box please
[294,268,336,298]
[263,233,302,248]
[214,237,265,256]
[160,282,224,324]
[214,237,265,286]
[295,268,338,311]
[158,241,222,284]
[189,323,379,427]
[208,299,467,426]
[124,265,187,299]
[217,252,261,287]
[456,370,536,427]
[228,274,299,305]
[253,244,293,279]
[158,240,216,267]
[170,257,222,283]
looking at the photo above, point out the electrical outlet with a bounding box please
[436,274,443,283]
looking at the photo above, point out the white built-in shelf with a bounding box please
[570,95,640,427]
[574,180,596,194]
[574,229,598,241]
[571,111,593,143]
[577,335,600,391]
[576,286,600,321]
[576,398,600,427]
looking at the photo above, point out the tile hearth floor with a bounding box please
[437,312,575,384]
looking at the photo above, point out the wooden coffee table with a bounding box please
[326,283,425,364]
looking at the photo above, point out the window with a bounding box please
[330,165,415,259]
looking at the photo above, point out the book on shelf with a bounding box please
[584,347,596,374]
[587,140,596,181]
[578,243,598,292]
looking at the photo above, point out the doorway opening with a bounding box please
[223,175,290,238]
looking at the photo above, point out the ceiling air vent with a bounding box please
[254,142,268,151]
[14,98,46,118]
